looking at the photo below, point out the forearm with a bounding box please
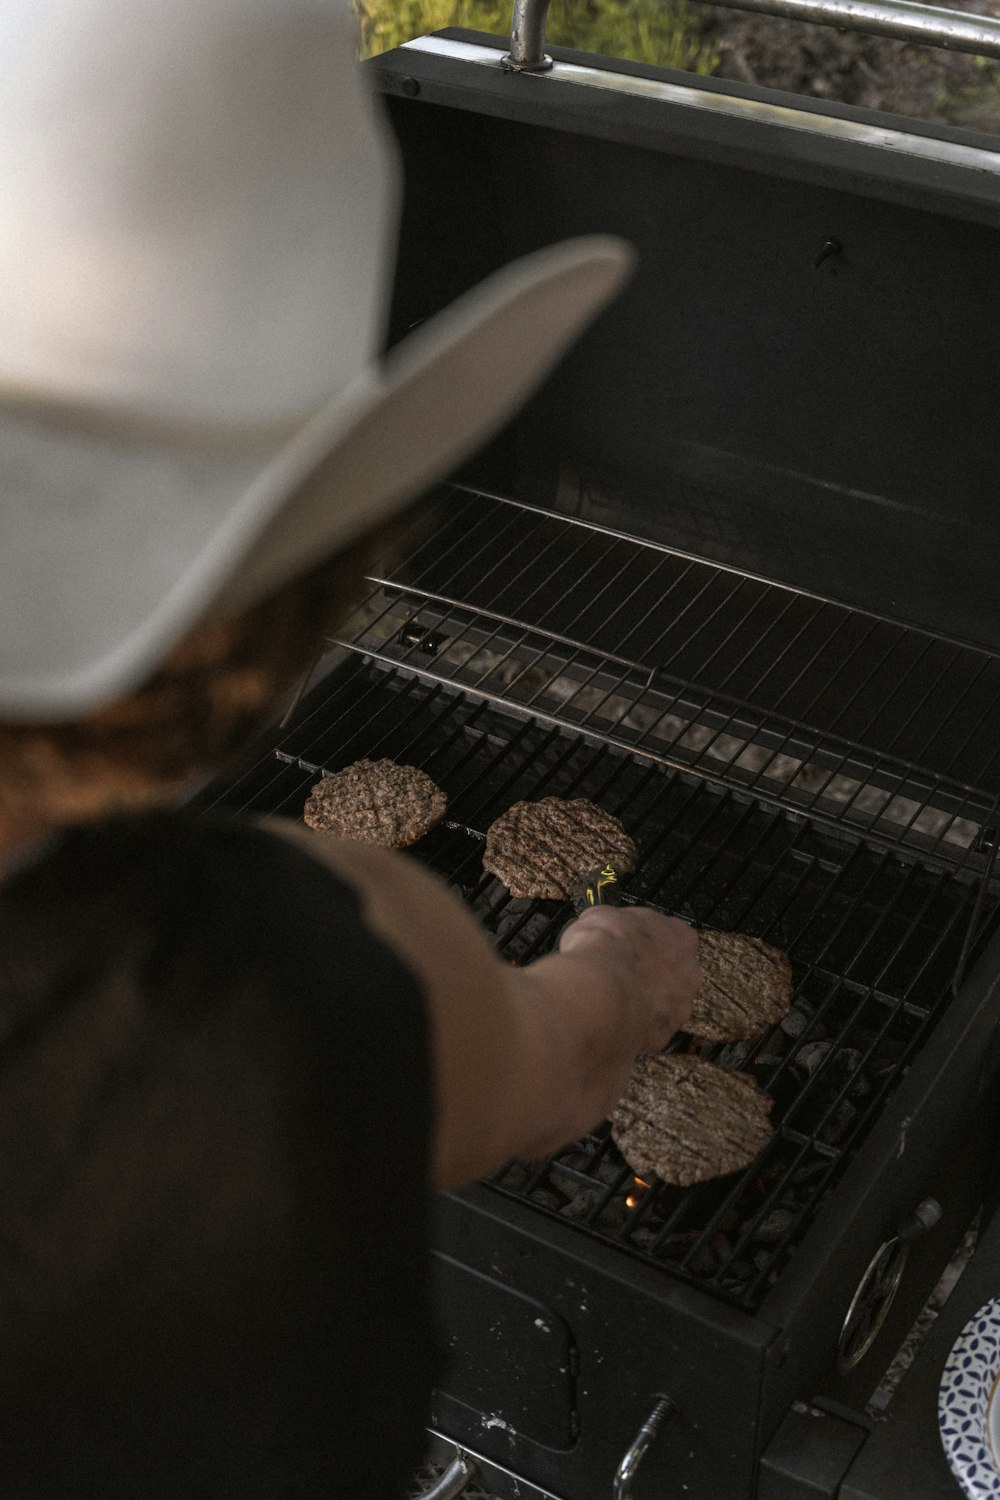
[504,948,648,1165]
[262,820,697,1191]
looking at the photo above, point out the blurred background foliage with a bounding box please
[354,0,719,75]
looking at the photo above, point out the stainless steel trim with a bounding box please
[613,1397,677,1499]
[423,1430,562,1500]
[401,35,1000,175]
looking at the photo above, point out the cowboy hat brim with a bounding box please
[0,235,633,722]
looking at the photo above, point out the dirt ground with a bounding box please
[700,0,1000,131]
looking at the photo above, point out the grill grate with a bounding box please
[337,487,1000,872]
[198,653,1000,1312]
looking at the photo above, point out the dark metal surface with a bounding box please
[349,488,1000,840]
[374,41,1000,660]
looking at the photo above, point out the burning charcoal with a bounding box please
[792,1159,831,1186]
[751,1053,788,1091]
[530,1188,563,1211]
[688,1240,721,1277]
[630,1227,660,1251]
[780,1005,819,1040]
[714,1040,753,1070]
[752,1247,774,1272]
[555,1149,592,1173]
[661,1230,701,1257]
[755,1040,788,1066]
[598,1199,629,1232]
[560,1188,602,1222]
[818,1098,858,1146]
[795,1039,834,1077]
[728,1261,756,1283]
[834,1049,872,1098]
[751,1208,796,1244]
[499,1162,531,1191]
[594,1156,630,1187]
[711,1233,735,1267]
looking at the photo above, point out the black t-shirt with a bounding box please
[0,812,438,1497]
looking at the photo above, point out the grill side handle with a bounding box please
[501,0,1000,70]
[501,0,554,72]
[613,1396,678,1499]
[412,1453,480,1500]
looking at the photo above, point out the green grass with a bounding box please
[355,0,718,75]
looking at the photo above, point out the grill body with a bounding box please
[200,648,1000,1498]
[199,37,1000,1500]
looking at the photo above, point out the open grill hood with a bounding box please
[376,29,1000,657]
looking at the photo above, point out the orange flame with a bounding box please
[625,1176,651,1209]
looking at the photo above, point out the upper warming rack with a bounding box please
[333,485,1000,880]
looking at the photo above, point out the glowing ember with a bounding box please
[626,1176,651,1210]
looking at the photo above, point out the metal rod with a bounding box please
[502,0,1000,68]
[369,560,994,811]
[502,0,554,71]
[700,0,1000,58]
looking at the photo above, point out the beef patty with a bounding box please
[483,797,636,900]
[611,1052,774,1186]
[691,930,793,1042]
[303,759,447,847]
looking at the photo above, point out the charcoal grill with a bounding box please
[196,11,1000,1497]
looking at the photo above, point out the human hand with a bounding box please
[559,905,701,1051]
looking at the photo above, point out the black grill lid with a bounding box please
[372,35,1000,653]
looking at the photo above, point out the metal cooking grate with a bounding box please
[336,486,1000,872]
[197,655,1000,1312]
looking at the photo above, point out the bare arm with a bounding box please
[265,821,700,1190]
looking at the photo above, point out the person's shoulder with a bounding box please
[16,809,364,962]
[88,808,361,904]
[142,808,368,929]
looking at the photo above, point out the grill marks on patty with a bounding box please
[483,798,637,900]
[611,1052,774,1186]
[691,931,793,1042]
[302,759,447,847]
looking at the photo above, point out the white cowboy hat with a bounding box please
[0,0,633,722]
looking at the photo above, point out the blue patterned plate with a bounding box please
[939,1295,1000,1496]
